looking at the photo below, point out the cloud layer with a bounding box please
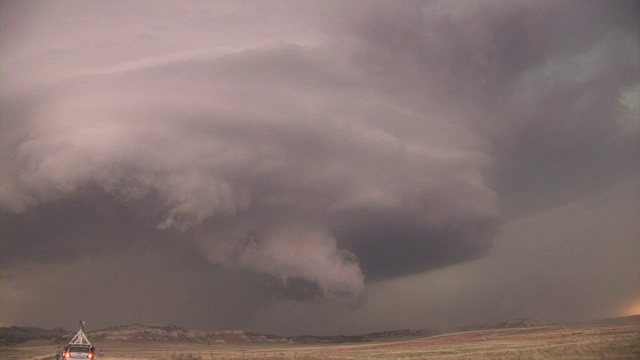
[2,0,638,333]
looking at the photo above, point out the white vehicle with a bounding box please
[62,321,95,359]
[63,344,94,359]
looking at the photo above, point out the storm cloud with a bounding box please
[2,0,638,333]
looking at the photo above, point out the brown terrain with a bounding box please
[2,316,638,359]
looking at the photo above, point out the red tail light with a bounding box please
[64,352,71,358]
[88,353,94,359]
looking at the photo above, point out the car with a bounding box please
[62,344,95,359]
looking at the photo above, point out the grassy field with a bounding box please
[3,323,638,360]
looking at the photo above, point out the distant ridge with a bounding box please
[500,317,544,328]
[457,317,543,332]
[459,315,639,332]
[3,315,637,346]
[89,325,440,345]
[291,329,439,344]
[88,323,289,344]
[0,326,70,345]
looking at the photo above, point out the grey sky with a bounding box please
[1,0,638,335]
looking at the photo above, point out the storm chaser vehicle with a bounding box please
[62,321,95,359]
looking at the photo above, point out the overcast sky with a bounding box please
[1,0,638,336]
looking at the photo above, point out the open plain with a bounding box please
[3,321,638,360]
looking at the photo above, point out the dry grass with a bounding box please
[3,323,638,360]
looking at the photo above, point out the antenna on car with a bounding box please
[68,321,91,345]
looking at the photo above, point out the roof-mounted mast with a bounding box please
[68,320,92,346]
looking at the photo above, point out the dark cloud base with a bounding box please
[3,186,497,296]
[334,210,497,280]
